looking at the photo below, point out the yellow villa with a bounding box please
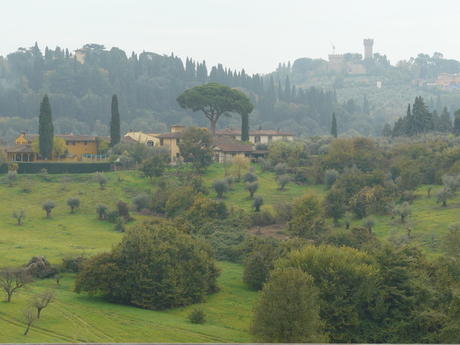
[5,133,109,162]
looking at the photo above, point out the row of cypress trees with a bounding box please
[37,94,120,159]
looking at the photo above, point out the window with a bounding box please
[147,140,154,146]
[255,136,261,143]
[160,138,164,146]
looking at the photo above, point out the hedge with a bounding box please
[0,164,7,174]
[17,162,113,174]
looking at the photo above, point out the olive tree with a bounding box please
[0,268,32,302]
[31,290,55,319]
[67,197,80,213]
[42,200,55,218]
[12,209,26,225]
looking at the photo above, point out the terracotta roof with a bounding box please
[22,134,109,142]
[213,136,254,153]
[216,128,294,136]
[5,144,35,153]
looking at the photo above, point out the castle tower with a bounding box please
[363,39,374,60]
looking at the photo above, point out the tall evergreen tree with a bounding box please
[331,113,338,138]
[454,110,460,136]
[110,94,121,147]
[438,107,453,132]
[38,95,54,160]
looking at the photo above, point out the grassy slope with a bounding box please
[0,262,255,343]
[0,167,457,342]
[0,170,259,343]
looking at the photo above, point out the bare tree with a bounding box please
[30,290,55,319]
[0,268,32,302]
[23,308,37,336]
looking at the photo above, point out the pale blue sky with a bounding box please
[1,0,459,73]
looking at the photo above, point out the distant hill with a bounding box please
[1,43,460,142]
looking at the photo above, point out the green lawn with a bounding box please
[348,185,460,255]
[0,170,257,343]
[0,262,256,343]
[203,164,325,209]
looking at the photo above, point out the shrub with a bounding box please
[62,255,87,273]
[12,209,26,225]
[75,222,219,310]
[274,202,293,223]
[324,169,339,189]
[94,172,108,189]
[96,204,108,220]
[274,163,288,175]
[7,170,17,187]
[133,193,151,212]
[243,172,258,183]
[117,201,132,221]
[213,179,229,198]
[42,201,55,218]
[188,308,206,324]
[277,174,291,191]
[25,256,58,279]
[251,209,275,226]
[253,196,264,212]
[106,210,119,223]
[67,197,80,213]
[246,181,259,198]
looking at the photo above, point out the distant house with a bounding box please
[124,131,160,147]
[216,129,294,144]
[154,125,186,163]
[5,133,109,161]
[213,136,255,163]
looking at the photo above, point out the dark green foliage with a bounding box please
[177,83,253,135]
[277,245,378,343]
[276,174,291,190]
[212,179,228,198]
[251,209,275,226]
[454,110,460,136]
[250,267,326,343]
[132,193,151,212]
[252,196,263,212]
[245,181,258,198]
[243,172,257,183]
[288,194,326,240]
[188,308,206,324]
[243,239,280,290]
[62,255,87,273]
[75,222,219,310]
[331,112,338,138]
[392,97,434,136]
[110,95,121,147]
[178,127,213,170]
[116,201,131,221]
[38,95,54,160]
[141,150,169,178]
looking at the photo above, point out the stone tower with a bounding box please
[363,39,374,60]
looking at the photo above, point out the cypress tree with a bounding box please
[38,95,54,160]
[330,113,338,138]
[241,113,249,142]
[454,110,460,136]
[110,94,121,147]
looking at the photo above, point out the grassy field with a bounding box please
[0,166,458,342]
[0,262,256,343]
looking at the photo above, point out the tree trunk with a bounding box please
[210,119,217,136]
[7,292,12,302]
[241,113,249,142]
[24,324,31,336]
[37,308,42,320]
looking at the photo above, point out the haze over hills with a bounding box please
[1,41,460,143]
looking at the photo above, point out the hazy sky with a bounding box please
[1,0,459,74]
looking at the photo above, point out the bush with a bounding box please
[95,172,108,189]
[62,255,87,273]
[277,174,291,190]
[325,169,339,189]
[96,204,108,220]
[253,196,264,212]
[75,222,220,310]
[106,210,119,223]
[243,172,258,183]
[274,163,288,175]
[274,201,293,223]
[246,181,259,198]
[67,197,80,213]
[188,308,206,324]
[25,256,58,279]
[251,208,275,226]
[42,201,55,218]
[117,201,132,221]
[213,179,229,198]
[133,193,151,212]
